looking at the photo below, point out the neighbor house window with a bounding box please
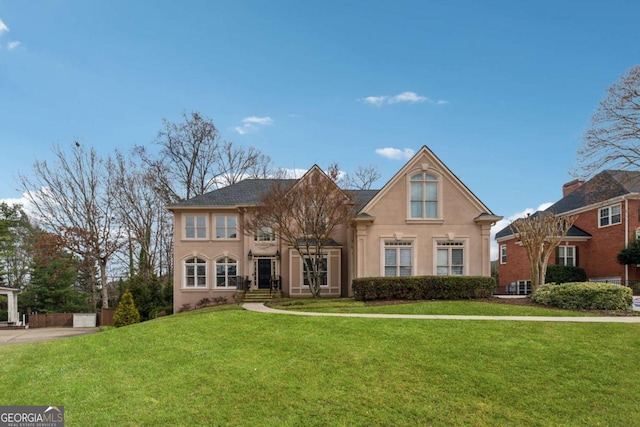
[215,215,237,239]
[185,257,207,288]
[410,172,438,218]
[500,244,507,264]
[215,257,237,288]
[517,280,531,295]
[303,256,328,287]
[599,204,621,227]
[185,215,206,239]
[436,241,464,275]
[255,226,275,242]
[557,246,576,267]
[384,241,412,277]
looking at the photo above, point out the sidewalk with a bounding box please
[0,327,100,345]
[243,303,640,323]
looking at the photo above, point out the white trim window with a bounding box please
[436,241,465,275]
[500,244,507,264]
[384,241,412,277]
[255,226,275,242]
[215,215,237,239]
[185,215,207,239]
[599,204,621,227]
[185,257,207,288]
[517,280,531,295]
[410,172,438,219]
[215,257,238,288]
[557,245,575,267]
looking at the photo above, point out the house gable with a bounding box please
[360,146,496,221]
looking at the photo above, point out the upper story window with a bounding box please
[557,246,576,267]
[215,257,238,288]
[384,241,412,277]
[215,215,237,239]
[410,172,438,219]
[184,257,207,288]
[255,226,276,242]
[500,244,507,264]
[436,241,464,275]
[599,204,621,227]
[185,215,206,239]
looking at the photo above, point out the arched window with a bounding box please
[184,257,207,288]
[215,257,238,288]
[410,172,438,218]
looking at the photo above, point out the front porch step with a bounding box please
[241,290,282,302]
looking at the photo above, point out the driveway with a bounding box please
[0,327,100,345]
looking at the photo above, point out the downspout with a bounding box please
[625,197,629,285]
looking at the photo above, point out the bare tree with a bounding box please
[215,141,272,187]
[135,111,222,203]
[108,150,173,280]
[246,164,357,297]
[576,65,640,177]
[341,164,382,190]
[19,143,126,309]
[510,212,577,293]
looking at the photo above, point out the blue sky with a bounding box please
[1,1,639,257]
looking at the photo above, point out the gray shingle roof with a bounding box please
[495,170,640,240]
[170,179,297,207]
[547,170,640,215]
[169,178,380,212]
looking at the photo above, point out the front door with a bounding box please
[257,259,272,289]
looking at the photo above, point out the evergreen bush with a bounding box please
[532,282,632,311]
[352,276,495,301]
[114,291,141,327]
[545,265,587,284]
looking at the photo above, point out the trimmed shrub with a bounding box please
[532,282,632,311]
[545,265,586,284]
[352,276,495,301]
[114,291,141,327]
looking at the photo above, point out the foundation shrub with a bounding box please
[545,265,587,284]
[532,282,632,311]
[352,276,495,301]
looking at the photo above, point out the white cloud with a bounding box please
[361,91,447,107]
[388,91,427,104]
[0,19,9,35]
[375,147,415,161]
[490,202,554,260]
[235,116,273,135]
[362,96,387,107]
[7,41,20,50]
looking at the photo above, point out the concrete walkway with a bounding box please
[0,327,100,345]
[243,303,640,323]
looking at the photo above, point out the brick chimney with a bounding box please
[562,179,584,197]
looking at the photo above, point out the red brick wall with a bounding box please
[497,198,640,288]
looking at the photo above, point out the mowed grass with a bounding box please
[270,298,595,316]
[1,305,639,426]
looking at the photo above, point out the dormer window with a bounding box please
[410,172,438,218]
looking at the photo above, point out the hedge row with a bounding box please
[352,276,495,301]
[531,282,632,311]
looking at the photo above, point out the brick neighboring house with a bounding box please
[496,170,640,295]
[169,146,502,312]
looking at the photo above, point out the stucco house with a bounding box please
[169,146,502,311]
[496,170,640,294]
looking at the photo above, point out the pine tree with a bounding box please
[114,291,140,327]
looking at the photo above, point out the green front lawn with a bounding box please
[1,305,639,426]
[269,298,595,316]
